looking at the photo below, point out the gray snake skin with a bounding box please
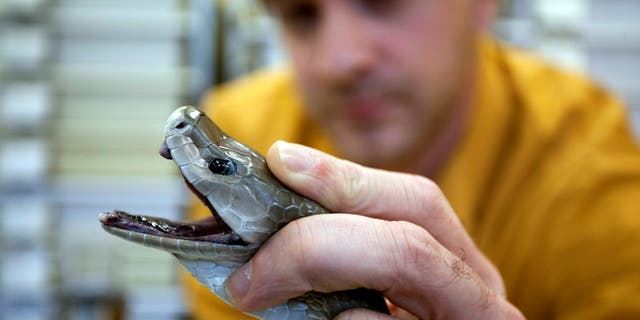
[99,106,388,319]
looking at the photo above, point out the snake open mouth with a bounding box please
[99,210,245,245]
[98,142,248,246]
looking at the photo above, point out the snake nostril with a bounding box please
[175,122,187,129]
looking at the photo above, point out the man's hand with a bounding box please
[225,141,524,319]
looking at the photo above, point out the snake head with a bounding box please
[100,106,387,319]
[161,106,322,244]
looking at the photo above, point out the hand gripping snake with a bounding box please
[99,106,388,319]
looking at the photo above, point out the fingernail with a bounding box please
[226,262,252,305]
[276,141,318,173]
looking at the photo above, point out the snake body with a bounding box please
[100,106,387,319]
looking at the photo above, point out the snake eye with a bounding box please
[208,158,235,175]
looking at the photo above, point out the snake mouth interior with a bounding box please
[99,210,246,245]
[99,187,247,245]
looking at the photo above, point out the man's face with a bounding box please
[267,0,491,169]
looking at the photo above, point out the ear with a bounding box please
[474,0,500,31]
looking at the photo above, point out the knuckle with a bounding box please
[413,174,439,193]
[313,157,368,212]
[409,175,459,226]
[338,161,369,209]
[410,175,444,210]
[306,157,358,211]
[385,221,438,282]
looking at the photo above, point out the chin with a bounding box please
[337,130,413,169]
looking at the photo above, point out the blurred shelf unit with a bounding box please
[1,1,220,319]
[0,1,55,319]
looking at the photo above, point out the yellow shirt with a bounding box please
[184,38,640,319]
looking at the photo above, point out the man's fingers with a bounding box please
[266,141,504,295]
[225,214,512,318]
[226,215,407,312]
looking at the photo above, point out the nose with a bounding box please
[317,7,376,86]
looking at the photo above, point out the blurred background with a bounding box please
[0,0,638,319]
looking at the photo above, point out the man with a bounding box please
[185,0,640,319]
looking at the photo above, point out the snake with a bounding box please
[99,106,388,319]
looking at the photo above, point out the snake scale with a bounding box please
[99,106,388,319]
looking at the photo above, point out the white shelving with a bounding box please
[1,1,217,319]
